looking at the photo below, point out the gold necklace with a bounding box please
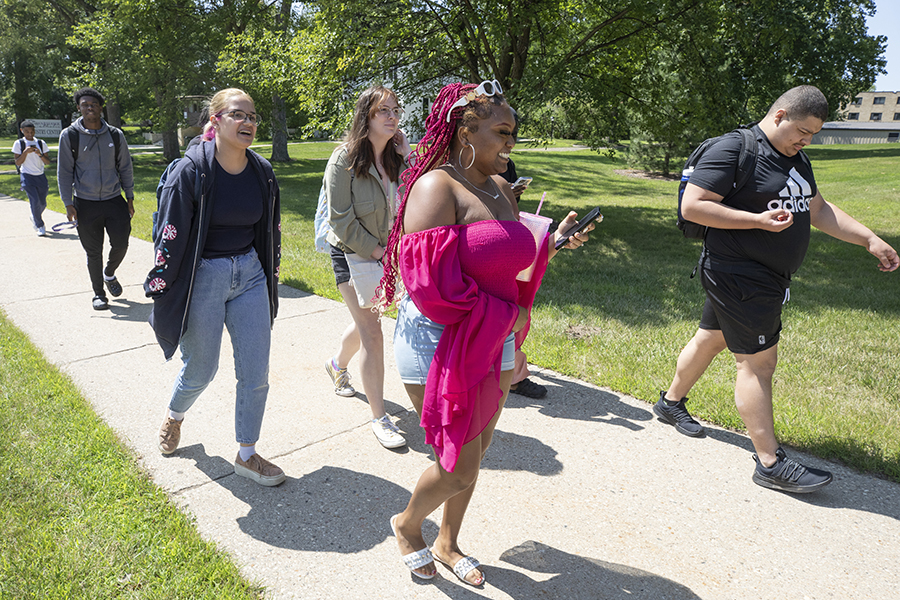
[449,163,500,199]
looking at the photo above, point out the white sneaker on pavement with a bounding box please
[372,415,406,449]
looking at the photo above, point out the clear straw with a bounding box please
[536,192,546,215]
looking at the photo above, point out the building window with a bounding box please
[848,113,859,120]
[889,133,899,142]
[870,113,882,121]
[852,97,863,105]
[873,97,886,105]
[895,113,900,120]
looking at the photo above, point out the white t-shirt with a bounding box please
[12,138,49,176]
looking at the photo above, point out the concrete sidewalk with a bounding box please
[2,194,898,600]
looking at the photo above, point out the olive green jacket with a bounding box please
[324,145,403,257]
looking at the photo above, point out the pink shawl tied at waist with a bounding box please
[399,223,550,472]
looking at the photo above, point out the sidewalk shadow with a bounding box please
[182,445,420,552]
[108,298,152,322]
[392,407,564,477]
[785,480,900,521]
[45,230,79,241]
[481,540,700,600]
[482,429,562,476]
[506,371,652,431]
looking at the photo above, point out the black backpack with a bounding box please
[677,126,758,239]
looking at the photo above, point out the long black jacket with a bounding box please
[144,140,281,360]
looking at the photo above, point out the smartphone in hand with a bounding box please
[554,206,602,250]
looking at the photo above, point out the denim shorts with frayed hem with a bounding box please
[393,295,515,385]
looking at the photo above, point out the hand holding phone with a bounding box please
[554,206,602,250]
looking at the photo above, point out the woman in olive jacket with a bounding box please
[323,85,411,449]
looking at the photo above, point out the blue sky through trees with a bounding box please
[868,2,899,91]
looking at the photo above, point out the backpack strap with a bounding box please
[717,127,759,206]
[68,128,80,162]
[14,137,24,174]
[110,128,122,174]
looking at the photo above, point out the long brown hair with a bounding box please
[344,86,403,181]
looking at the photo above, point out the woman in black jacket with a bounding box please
[145,88,284,486]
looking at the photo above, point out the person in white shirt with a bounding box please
[12,120,52,236]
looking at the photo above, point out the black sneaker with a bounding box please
[105,276,123,297]
[752,447,833,493]
[653,391,705,437]
[92,295,109,310]
[509,378,547,398]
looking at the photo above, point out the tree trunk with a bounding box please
[270,93,291,162]
[154,82,181,162]
[12,49,32,129]
[163,130,180,162]
[269,0,292,162]
[106,99,122,128]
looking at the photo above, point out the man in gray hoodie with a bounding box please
[58,87,135,310]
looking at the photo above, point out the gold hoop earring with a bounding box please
[458,143,476,170]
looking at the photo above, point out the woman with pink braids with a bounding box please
[380,81,593,584]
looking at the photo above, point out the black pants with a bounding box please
[74,196,131,298]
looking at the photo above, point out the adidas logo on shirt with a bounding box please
[767,168,813,213]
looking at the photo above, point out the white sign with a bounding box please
[25,119,63,139]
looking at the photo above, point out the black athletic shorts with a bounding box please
[699,265,789,355]
[330,243,351,286]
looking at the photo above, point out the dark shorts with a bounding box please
[699,265,789,355]
[330,243,351,286]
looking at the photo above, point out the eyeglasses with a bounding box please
[375,105,404,120]
[219,110,261,126]
[446,80,504,123]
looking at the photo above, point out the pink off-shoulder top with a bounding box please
[399,219,550,472]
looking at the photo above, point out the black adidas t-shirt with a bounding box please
[688,125,817,278]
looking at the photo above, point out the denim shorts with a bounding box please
[393,295,515,385]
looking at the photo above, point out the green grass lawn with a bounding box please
[0,311,264,599]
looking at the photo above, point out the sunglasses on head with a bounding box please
[446,80,504,123]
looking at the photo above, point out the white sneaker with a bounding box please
[372,415,406,448]
[37,226,46,236]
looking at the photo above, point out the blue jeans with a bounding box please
[21,173,48,229]
[168,248,271,444]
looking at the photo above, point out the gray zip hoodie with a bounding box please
[57,117,135,206]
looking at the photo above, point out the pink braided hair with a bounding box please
[377,83,477,310]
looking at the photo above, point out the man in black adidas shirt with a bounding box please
[654,86,898,493]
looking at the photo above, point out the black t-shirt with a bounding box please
[203,161,263,259]
[688,125,817,278]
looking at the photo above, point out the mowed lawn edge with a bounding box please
[0,310,265,598]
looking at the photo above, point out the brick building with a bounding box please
[841,91,900,123]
